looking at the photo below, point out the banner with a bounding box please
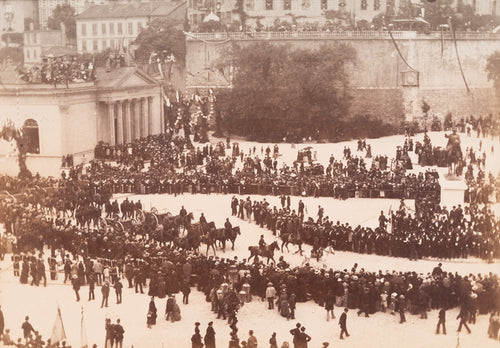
[50,306,67,346]
[81,308,88,348]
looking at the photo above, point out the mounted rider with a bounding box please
[179,206,187,226]
[224,218,232,235]
[259,234,267,252]
[445,127,462,169]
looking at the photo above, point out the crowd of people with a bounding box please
[89,132,441,203]
[19,56,95,87]
[1,120,499,346]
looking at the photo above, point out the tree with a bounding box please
[47,4,76,40]
[0,120,32,178]
[134,18,186,66]
[486,51,500,95]
[422,0,455,29]
[215,42,356,141]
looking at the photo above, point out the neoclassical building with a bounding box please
[0,66,163,177]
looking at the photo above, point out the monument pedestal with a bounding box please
[439,175,467,206]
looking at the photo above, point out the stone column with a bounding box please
[134,98,141,140]
[148,96,153,135]
[141,97,149,138]
[124,100,132,143]
[107,102,115,145]
[116,101,124,144]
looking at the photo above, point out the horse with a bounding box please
[227,226,240,250]
[446,145,463,176]
[248,241,279,264]
[211,226,241,252]
[201,233,216,257]
[280,231,303,255]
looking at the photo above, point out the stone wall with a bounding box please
[185,35,500,126]
[349,88,404,125]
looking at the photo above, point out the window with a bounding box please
[137,21,142,33]
[92,23,97,36]
[26,49,30,59]
[101,23,106,34]
[374,0,380,10]
[321,0,328,10]
[23,119,39,154]
[283,0,291,10]
[128,22,133,35]
[34,50,36,59]
[93,39,98,51]
[110,39,115,49]
[361,0,367,10]
[302,0,311,10]
[265,0,273,10]
[81,23,87,36]
[245,0,254,11]
[117,22,123,35]
[109,22,115,34]
[102,39,107,49]
[82,40,87,52]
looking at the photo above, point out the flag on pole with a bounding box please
[387,206,393,234]
[50,306,67,346]
[81,307,88,348]
[163,94,171,107]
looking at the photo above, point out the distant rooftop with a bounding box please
[76,0,186,20]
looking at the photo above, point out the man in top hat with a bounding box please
[204,321,215,348]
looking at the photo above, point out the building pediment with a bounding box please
[95,67,158,90]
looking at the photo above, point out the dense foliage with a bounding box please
[215,42,363,142]
[47,4,76,40]
[134,18,186,66]
[486,51,500,94]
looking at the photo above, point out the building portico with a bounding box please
[0,66,163,177]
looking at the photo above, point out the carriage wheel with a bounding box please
[150,207,158,215]
[114,221,124,233]
[136,209,145,224]
[151,213,158,227]
[97,217,107,230]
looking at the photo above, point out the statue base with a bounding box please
[443,173,462,181]
[438,174,467,206]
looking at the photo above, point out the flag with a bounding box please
[163,94,171,107]
[387,206,393,234]
[81,307,88,348]
[50,306,67,346]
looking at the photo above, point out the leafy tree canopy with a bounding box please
[134,18,186,66]
[215,42,357,141]
[47,4,76,40]
[486,50,500,94]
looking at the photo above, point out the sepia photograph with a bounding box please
[0,0,499,347]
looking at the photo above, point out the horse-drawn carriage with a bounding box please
[96,207,159,233]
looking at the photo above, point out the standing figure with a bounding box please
[339,308,350,340]
[204,321,216,348]
[456,306,471,334]
[436,308,446,335]
[101,281,110,308]
[113,319,124,348]
[147,297,157,329]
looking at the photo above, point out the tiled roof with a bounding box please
[76,1,185,20]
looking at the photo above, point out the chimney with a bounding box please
[60,22,67,46]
